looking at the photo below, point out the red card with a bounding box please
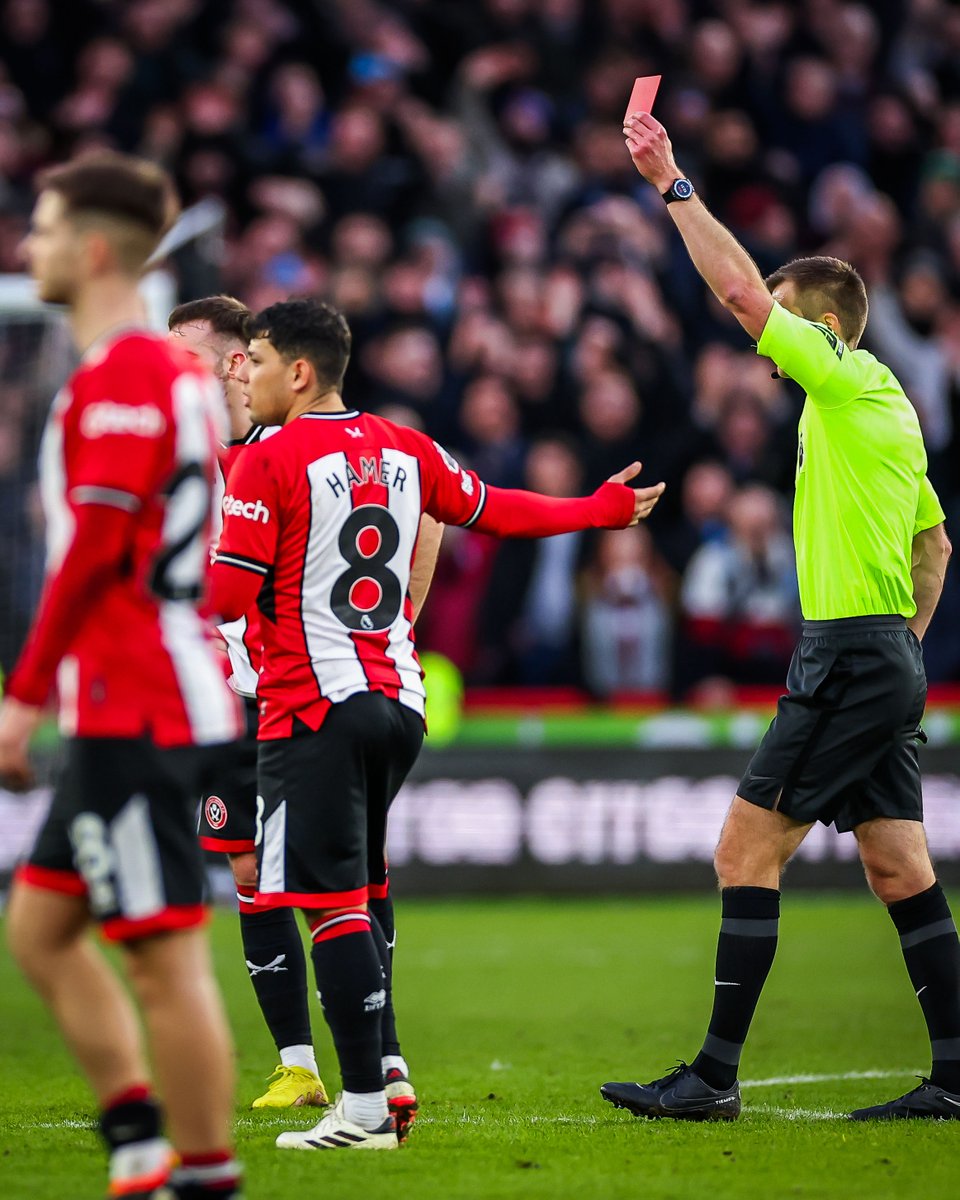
[624,75,661,122]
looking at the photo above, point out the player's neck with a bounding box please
[224,379,253,441]
[69,276,147,354]
[284,388,347,424]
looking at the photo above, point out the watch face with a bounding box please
[673,179,694,199]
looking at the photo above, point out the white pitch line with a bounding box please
[749,1105,845,1121]
[33,1069,921,1132]
[742,1069,916,1087]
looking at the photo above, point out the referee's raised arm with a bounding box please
[623,110,774,340]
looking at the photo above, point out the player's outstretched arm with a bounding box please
[623,111,773,340]
[471,461,665,539]
[909,522,952,641]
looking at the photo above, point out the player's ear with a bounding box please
[289,356,314,394]
[225,349,246,380]
[82,228,115,277]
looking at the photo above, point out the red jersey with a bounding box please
[212,425,277,698]
[213,408,634,738]
[7,330,242,748]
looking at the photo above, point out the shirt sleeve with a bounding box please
[757,301,874,409]
[417,436,487,527]
[915,475,946,536]
[214,443,280,576]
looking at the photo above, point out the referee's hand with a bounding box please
[608,461,666,525]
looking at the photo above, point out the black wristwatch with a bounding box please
[662,178,696,204]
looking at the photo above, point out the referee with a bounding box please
[601,110,957,1121]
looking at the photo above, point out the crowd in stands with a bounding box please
[1,0,959,698]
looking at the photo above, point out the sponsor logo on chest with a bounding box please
[80,401,166,438]
[223,494,271,523]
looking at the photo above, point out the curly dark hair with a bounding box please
[249,298,352,391]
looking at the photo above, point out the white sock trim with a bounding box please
[382,1054,409,1077]
[342,1088,389,1130]
[280,1044,319,1073]
[108,1138,172,1184]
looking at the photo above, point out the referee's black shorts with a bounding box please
[738,615,928,833]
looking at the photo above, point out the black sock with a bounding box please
[98,1088,163,1152]
[692,887,780,1090]
[239,902,312,1054]
[310,914,385,1092]
[888,882,960,1093]
[369,893,401,1058]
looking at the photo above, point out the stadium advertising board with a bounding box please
[4,747,959,892]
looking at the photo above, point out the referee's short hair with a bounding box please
[765,256,868,348]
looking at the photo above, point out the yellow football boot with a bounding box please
[251,1065,329,1109]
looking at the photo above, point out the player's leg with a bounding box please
[6,879,173,1198]
[121,926,242,1193]
[231,850,325,1107]
[105,740,242,1196]
[848,816,960,1118]
[369,884,417,1131]
[264,696,421,1150]
[365,700,424,1139]
[7,739,181,1198]
[368,884,402,1063]
[199,708,324,1108]
[7,882,147,1096]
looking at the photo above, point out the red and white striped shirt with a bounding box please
[6,330,242,747]
[212,408,635,738]
[213,425,277,698]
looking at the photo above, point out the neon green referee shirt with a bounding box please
[756,301,945,620]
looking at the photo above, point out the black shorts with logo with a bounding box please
[738,616,928,834]
[20,736,223,942]
[255,691,424,908]
[199,697,259,854]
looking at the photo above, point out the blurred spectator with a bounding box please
[577,367,642,488]
[677,485,799,692]
[581,526,672,696]
[658,461,736,577]
[474,437,588,686]
[457,374,526,488]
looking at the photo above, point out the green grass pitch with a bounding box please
[2,894,959,1199]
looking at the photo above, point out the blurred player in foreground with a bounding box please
[0,155,244,1198]
[169,295,441,1111]
[207,298,664,1150]
[601,109,955,1122]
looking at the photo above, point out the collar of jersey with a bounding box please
[298,410,360,420]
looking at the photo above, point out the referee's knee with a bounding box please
[862,861,936,904]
